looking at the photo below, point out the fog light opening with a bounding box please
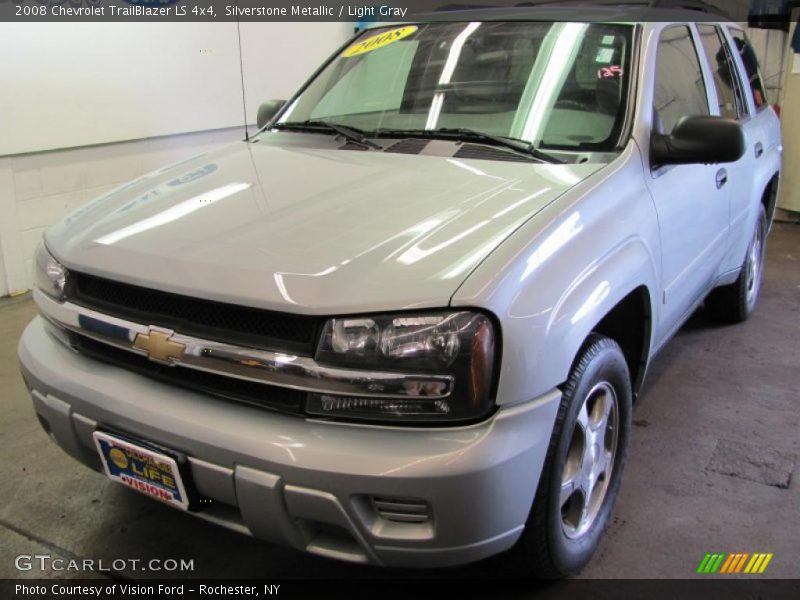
[306,393,451,421]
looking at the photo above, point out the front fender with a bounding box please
[452,143,660,406]
[545,237,656,388]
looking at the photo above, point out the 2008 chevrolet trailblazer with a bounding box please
[18,5,781,577]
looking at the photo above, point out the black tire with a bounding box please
[510,334,632,578]
[705,205,767,324]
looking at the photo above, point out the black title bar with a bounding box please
[0,0,793,23]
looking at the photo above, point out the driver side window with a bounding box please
[654,26,710,134]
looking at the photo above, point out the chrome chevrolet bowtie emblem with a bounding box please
[133,330,185,363]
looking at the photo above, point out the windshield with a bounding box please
[276,21,634,152]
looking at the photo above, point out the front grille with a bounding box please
[67,272,321,355]
[73,334,305,415]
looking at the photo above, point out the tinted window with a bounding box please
[654,26,709,134]
[312,40,417,118]
[697,25,744,119]
[728,29,767,110]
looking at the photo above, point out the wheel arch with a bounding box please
[541,237,658,402]
[590,285,653,397]
[761,172,780,230]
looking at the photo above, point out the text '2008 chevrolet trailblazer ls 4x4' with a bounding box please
[19,4,781,577]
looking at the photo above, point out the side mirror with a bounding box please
[256,100,286,130]
[651,116,745,167]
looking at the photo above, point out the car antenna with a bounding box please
[235,9,249,142]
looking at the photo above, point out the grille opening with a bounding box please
[67,272,321,355]
[300,521,370,564]
[372,497,431,524]
[384,138,430,155]
[72,334,306,415]
[453,143,537,163]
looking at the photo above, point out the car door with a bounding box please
[722,26,776,268]
[645,24,730,342]
[695,24,756,274]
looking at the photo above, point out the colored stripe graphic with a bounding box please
[745,554,761,573]
[700,552,774,575]
[759,554,774,573]
[734,553,749,573]
[720,554,736,573]
[722,554,735,573]
[704,553,725,573]
[721,553,749,574]
[697,554,713,573]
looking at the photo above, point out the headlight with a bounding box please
[311,311,498,423]
[34,242,67,300]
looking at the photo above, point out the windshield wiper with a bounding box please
[273,120,382,150]
[376,127,564,164]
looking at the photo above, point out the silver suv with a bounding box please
[19,6,782,577]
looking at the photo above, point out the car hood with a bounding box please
[48,137,601,314]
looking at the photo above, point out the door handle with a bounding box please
[755,142,764,159]
[716,168,728,190]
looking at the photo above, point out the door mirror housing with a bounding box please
[651,116,745,167]
[256,100,286,129]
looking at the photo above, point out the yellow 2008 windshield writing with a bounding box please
[342,26,418,58]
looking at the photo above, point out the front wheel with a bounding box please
[510,334,632,578]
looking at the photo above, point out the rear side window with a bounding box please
[697,25,745,119]
[654,26,709,134]
[728,28,767,110]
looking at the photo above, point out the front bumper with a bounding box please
[18,316,561,568]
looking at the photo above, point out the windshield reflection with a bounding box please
[274,21,633,154]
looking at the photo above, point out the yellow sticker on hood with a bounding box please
[342,26,418,58]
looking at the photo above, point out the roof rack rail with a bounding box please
[434,3,494,11]
[647,0,727,15]
[511,0,729,17]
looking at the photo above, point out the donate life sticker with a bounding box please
[342,26,419,58]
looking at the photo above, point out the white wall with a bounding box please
[0,164,14,297]
[0,22,351,295]
[0,23,245,156]
[777,14,800,212]
[0,249,7,298]
[0,23,352,156]
[240,22,354,133]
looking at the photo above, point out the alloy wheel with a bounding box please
[746,220,764,305]
[560,381,619,539]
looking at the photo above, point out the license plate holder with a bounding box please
[93,431,192,511]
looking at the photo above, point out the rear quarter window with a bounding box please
[727,28,768,111]
[697,25,746,119]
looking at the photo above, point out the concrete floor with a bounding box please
[1,224,798,581]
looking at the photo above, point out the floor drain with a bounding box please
[706,439,796,489]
